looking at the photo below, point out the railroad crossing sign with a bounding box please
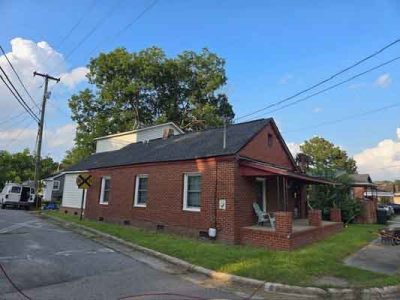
[76,173,93,189]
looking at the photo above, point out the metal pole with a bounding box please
[33,72,60,209]
[80,189,85,221]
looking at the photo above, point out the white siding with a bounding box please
[95,123,180,153]
[61,174,86,209]
[96,133,137,153]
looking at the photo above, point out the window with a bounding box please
[99,176,111,204]
[267,133,273,147]
[134,175,148,207]
[183,173,201,211]
[53,180,60,191]
[10,186,21,193]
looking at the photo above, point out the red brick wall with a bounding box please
[85,157,239,242]
[239,123,295,170]
[353,187,366,199]
[330,208,342,222]
[308,209,322,227]
[356,200,377,224]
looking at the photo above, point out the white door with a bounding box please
[43,181,53,201]
[8,186,22,202]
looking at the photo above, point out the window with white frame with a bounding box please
[183,173,201,211]
[134,174,148,207]
[99,176,111,204]
[53,180,60,191]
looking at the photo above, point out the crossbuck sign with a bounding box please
[76,173,93,190]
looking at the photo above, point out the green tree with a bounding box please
[0,149,58,189]
[300,136,357,175]
[299,137,360,222]
[66,47,235,164]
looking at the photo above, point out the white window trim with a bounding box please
[183,173,201,212]
[99,176,111,205]
[134,174,148,207]
[53,180,60,191]
[256,177,267,213]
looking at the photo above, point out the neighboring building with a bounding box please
[95,122,184,153]
[364,190,393,203]
[349,174,378,224]
[58,122,183,214]
[68,118,342,250]
[42,173,64,202]
[394,193,400,204]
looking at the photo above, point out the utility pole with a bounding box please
[33,71,60,208]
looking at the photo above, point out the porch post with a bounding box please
[308,209,322,227]
[275,211,293,235]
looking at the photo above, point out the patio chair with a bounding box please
[252,203,275,229]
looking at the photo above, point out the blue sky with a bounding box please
[1,0,399,179]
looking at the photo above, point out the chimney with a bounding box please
[163,128,174,139]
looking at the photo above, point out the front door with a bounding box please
[255,178,266,212]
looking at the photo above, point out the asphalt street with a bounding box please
[0,209,245,300]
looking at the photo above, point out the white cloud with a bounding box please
[287,142,301,157]
[0,37,87,118]
[354,128,400,180]
[313,107,322,113]
[279,74,293,85]
[0,123,76,161]
[374,73,392,88]
[60,67,88,89]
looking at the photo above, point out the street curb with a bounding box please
[40,213,400,299]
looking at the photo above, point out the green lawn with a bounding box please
[44,211,399,288]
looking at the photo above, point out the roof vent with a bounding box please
[163,128,174,139]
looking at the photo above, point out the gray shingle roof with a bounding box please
[349,174,374,185]
[65,118,272,171]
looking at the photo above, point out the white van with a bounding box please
[0,183,35,209]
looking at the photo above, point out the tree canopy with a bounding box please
[300,136,357,175]
[64,47,235,165]
[0,149,58,189]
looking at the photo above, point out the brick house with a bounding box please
[67,118,343,250]
[349,174,378,224]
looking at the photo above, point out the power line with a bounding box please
[237,38,400,121]
[57,0,98,48]
[0,110,27,126]
[283,102,400,134]
[247,55,400,120]
[0,67,40,122]
[64,1,123,60]
[89,0,159,56]
[0,45,40,112]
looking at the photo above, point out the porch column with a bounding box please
[275,211,293,235]
[308,209,322,227]
[329,208,342,222]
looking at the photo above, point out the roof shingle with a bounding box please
[65,118,272,171]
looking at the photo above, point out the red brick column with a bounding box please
[275,211,293,235]
[330,208,342,222]
[308,209,322,227]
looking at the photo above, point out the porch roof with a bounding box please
[238,158,336,185]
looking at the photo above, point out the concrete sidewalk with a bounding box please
[344,215,400,275]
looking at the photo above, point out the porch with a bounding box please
[237,158,343,250]
[240,210,343,250]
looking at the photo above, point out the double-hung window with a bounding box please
[183,173,201,211]
[53,180,60,191]
[99,176,111,205]
[134,175,148,207]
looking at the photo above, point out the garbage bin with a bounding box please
[377,209,387,225]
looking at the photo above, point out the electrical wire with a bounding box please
[64,1,123,60]
[57,0,98,48]
[0,263,32,300]
[0,110,27,126]
[236,38,400,121]
[89,0,159,56]
[0,69,40,122]
[283,102,400,134]
[0,45,40,112]
[246,55,400,120]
